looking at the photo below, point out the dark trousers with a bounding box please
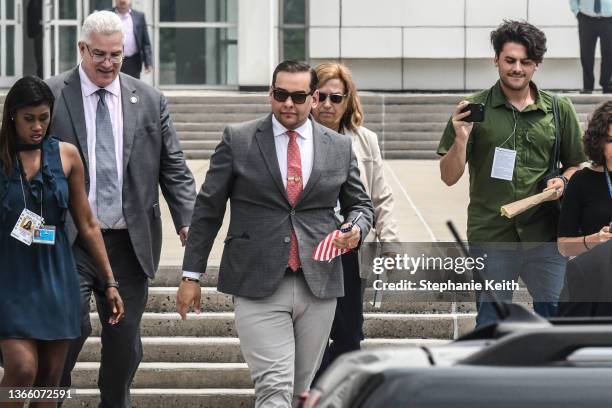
[121,54,143,79]
[59,230,148,408]
[313,251,364,384]
[33,33,43,78]
[578,13,612,91]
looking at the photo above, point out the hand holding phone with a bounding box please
[460,103,485,123]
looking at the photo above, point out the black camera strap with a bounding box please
[548,95,562,177]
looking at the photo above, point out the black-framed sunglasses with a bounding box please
[272,89,312,104]
[319,92,346,104]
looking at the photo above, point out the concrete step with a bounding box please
[89,312,476,339]
[383,150,439,159]
[167,95,268,104]
[62,388,255,408]
[180,140,220,150]
[382,140,439,150]
[173,122,228,132]
[184,150,214,159]
[77,336,450,363]
[380,132,442,141]
[71,362,252,389]
[178,131,223,141]
[172,113,263,123]
[384,122,446,132]
[169,104,271,114]
[163,92,610,106]
[92,286,519,314]
[80,337,244,363]
[172,112,385,124]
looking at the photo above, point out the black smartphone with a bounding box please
[461,103,485,123]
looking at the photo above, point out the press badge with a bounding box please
[33,225,56,245]
[10,208,44,246]
[491,147,516,181]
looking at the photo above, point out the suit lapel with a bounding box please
[120,74,138,175]
[61,67,89,170]
[297,120,330,206]
[255,114,288,201]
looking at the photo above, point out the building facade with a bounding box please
[0,0,597,90]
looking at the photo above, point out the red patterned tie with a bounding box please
[286,130,303,272]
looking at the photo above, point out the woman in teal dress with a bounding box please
[0,76,124,402]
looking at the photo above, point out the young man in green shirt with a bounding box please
[438,20,586,328]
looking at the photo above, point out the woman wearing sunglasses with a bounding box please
[312,62,400,378]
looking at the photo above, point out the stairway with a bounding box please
[165,92,610,160]
[45,265,539,407]
[28,264,499,407]
[0,92,608,160]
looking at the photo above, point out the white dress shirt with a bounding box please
[117,9,138,57]
[79,64,126,229]
[182,116,315,280]
[271,114,314,190]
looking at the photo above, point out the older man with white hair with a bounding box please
[46,11,196,407]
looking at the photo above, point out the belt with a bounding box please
[580,12,612,19]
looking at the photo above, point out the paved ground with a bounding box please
[159,159,470,267]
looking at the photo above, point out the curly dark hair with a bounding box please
[583,101,612,166]
[490,20,547,63]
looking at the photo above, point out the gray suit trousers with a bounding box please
[234,272,336,408]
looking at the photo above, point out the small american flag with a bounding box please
[312,212,363,262]
[312,229,349,262]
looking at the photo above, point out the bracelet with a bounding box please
[182,276,200,283]
[104,281,119,290]
[583,235,591,250]
[556,175,569,192]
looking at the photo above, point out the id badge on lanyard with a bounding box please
[11,208,44,246]
[10,152,56,246]
[491,147,517,181]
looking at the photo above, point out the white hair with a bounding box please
[80,11,124,44]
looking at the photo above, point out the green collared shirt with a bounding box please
[437,81,586,244]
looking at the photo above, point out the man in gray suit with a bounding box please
[176,60,374,407]
[46,11,196,408]
[111,0,152,79]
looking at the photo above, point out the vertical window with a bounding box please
[280,0,307,61]
[89,0,112,12]
[157,0,238,86]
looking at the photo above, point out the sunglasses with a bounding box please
[272,89,312,104]
[319,92,346,104]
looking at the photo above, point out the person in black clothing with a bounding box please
[27,0,43,78]
[558,100,612,256]
[558,101,612,316]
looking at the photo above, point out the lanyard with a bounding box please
[16,151,44,222]
[605,167,612,200]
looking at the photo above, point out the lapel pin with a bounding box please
[130,96,138,104]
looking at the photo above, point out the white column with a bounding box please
[238,0,276,88]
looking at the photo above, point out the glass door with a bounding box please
[43,0,82,78]
[0,0,23,87]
